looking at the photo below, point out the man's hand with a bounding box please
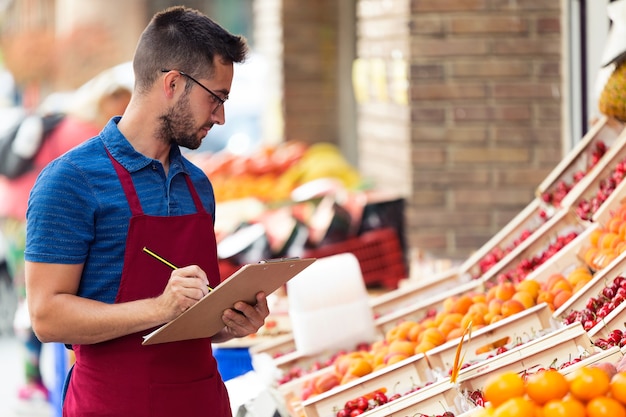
[214,292,269,342]
[156,265,210,322]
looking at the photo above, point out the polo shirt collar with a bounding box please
[101,116,189,176]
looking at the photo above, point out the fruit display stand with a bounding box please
[249,334,297,359]
[588,299,626,339]
[536,115,625,209]
[479,208,587,285]
[553,248,626,324]
[591,175,626,224]
[455,322,595,391]
[561,128,626,218]
[369,267,470,319]
[300,353,433,417]
[311,378,460,417]
[373,280,484,337]
[522,221,596,285]
[424,303,555,376]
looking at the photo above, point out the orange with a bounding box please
[454,294,475,315]
[516,279,541,299]
[611,372,626,405]
[387,340,416,357]
[418,327,446,346]
[501,299,525,317]
[583,247,601,269]
[536,291,555,309]
[619,222,626,239]
[543,397,586,417]
[346,357,373,377]
[550,277,573,293]
[386,320,419,342]
[384,352,409,366]
[495,282,516,301]
[513,290,536,309]
[568,366,611,401]
[590,227,604,247]
[407,322,423,342]
[446,327,464,341]
[484,371,525,407]
[608,218,624,234]
[586,396,626,417]
[546,274,567,291]
[599,232,621,250]
[525,369,569,405]
[553,290,572,309]
[493,397,536,417]
[489,298,504,315]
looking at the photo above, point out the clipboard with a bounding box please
[142,257,316,345]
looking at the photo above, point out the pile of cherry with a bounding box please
[574,156,626,221]
[334,386,455,417]
[540,140,607,208]
[594,329,626,349]
[561,274,626,331]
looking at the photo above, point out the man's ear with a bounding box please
[162,72,180,98]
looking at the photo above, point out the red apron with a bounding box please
[63,152,231,417]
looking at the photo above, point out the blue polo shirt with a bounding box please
[24,117,216,304]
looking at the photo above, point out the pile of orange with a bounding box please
[583,203,626,270]
[473,367,626,417]
[534,266,594,311]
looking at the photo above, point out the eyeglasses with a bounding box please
[161,69,228,112]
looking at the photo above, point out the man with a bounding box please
[24,6,269,417]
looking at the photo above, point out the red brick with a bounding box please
[492,82,562,99]
[491,0,560,11]
[452,61,532,78]
[492,39,561,55]
[412,126,488,143]
[453,188,535,207]
[411,107,446,123]
[410,63,445,80]
[410,83,487,100]
[411,168,491,186]
[411,0,488,12]
[448,147,530,164]
[412,39,489,57]
[450,16,528,34]
[452,105,531,122]
[537,17,560,33]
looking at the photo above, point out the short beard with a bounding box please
[157,91,201,150]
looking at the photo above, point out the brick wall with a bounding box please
[357,0,564,260]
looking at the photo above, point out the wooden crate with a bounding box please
[301,353,435,417]
[304,378,459,417]
[480,208,588,285]
[558,345,624,376]
[456,323,595,390]
[276,367,330,417]
[459,198,555,280]
[522,221,596,287]
[562,127,626,213]
[588,299,626,339]
[424,303,555,376]
[249,334,297,358]
[373,280,484,337]
[592,178,626,224]
[553,248,626,323]
[537,116,626,208]
[369,267,471,319]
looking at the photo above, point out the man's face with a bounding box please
[157,59,234,150]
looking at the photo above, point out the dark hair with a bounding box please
[132,6,248,94]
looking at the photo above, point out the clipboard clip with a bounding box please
[259,256,300,264]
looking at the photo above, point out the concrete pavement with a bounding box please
[0,335,55,417]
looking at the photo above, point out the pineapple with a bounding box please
[599,59,626,122]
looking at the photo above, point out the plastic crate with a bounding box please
[213,347,254,381]
[303,227,407,289]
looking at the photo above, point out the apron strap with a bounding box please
[184,175,207,214]
[106,148,143,216]
[105,147,207,216]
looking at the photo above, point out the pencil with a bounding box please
[142,247,213,292]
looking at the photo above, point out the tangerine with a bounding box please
[590,227,604,247]
[611,372,626,405]
[568,366,611,401]
[553,290,573,309]
[512,290,536,309]
[525,368,569,405]
[586,396,626,417]
[501,299,525,317]
[493,397,536,417]
[484,371,525,407]
[495,282,516,301]
[543,397,586,417]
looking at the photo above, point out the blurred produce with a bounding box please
[187,141,364,204]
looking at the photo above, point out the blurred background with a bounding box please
[0,1,620,416]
